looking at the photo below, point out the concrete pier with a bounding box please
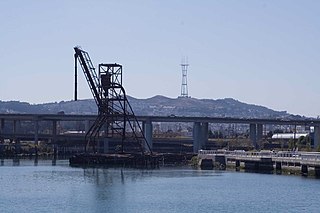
[198,150,320,175]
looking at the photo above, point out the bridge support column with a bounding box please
[0,118,4,133]
[52,121,57,162]
[313,126,320,149]
[143,119,153,151]
[249,124,257,149]
[0,119,4,147]
[52,120,57,144]
[13,120,21,155]
[34,120,39,146]
[257,124,263,148]
[193,122,200,153]
[13,120,17,135]
[193,122,208,153]
[201,122,209,150]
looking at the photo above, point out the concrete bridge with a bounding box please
[1,114,320,152]
[198,149,320,176]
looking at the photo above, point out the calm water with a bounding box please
[1,160,320,213]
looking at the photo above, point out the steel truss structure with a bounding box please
[74,47,151,154]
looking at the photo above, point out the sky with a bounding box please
[0,0,320,117]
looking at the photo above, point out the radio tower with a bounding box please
[180,57,190,98]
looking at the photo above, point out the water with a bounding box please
[1,160,320,213]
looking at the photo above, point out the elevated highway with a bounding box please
[1,114,320,152]
[0,113,319,125]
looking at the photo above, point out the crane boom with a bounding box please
[74,47,102,108]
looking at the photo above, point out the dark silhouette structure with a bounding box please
[73,46,152,154]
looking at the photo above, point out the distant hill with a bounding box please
[0,96,303,119]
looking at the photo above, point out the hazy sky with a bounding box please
[1,0,320,117]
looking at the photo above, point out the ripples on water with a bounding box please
[1,160,320,213]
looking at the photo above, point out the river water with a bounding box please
[1,159,320,213]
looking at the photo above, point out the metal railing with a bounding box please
[198,150,320,165]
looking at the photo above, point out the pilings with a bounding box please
[193,122,208,153]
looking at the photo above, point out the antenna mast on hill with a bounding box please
[180,57,190,98]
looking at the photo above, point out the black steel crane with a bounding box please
[73,46,152,154]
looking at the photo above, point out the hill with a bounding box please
[0,96,302,119]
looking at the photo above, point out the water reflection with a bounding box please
[82,167,156,186]
[1,160,319,213]
[34,157,38,166]
[81,166,223,188]
[12,157,20,166]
